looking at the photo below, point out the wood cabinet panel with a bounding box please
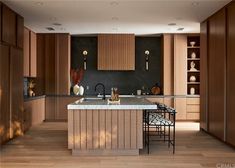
[98,34,135,70]
[208,9,226,141]
[200,21,208,131]
[0,44,10,145]
[10,47,24,138]
[30,31,37,77]
[187,113,200,120]
[227,2,235,146]
[2,5,16,45]
[16,15,24,49]
[187,98,200,105]
[0,3,2,41]
[187,105,200,113]
[174,35,187,95]
[23,28,30,77]
[174,98,187,120]
[45,97,56,120]
[23,98,45,132]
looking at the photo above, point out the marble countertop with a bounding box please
[67,97,157,110]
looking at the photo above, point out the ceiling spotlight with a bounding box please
[46,27,55,31]
[192,2,199,6]
[60,27,66,31]
[35,1,43,6]
[177,28,184,31]
[112,17,119,21]
[50,17,57,21]
[53,23,62,26]
[112,27,118,31]
[110,1,119,6]
[168,23,177,26]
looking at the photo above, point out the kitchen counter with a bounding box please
[67,97,157,110]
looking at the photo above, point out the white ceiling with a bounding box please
[2,0,232,35]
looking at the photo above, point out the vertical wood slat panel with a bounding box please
[130,110,137,149]
[118,110,125,149]
[124,110,131,149]
[111,110,118,149]
[87,110,93,149]
[137,110,143,148]
[106,110,112,149]
[74,110,81,149]
[68,110,74,149]
[99,110,106,149]
[93,110,99,149]
[80,111,87,149]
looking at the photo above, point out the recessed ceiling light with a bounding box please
[168,23,177,26]
[192,2,199,6]
[60,27,66,31]
[35,1,43,6]
[50,17,57,21]
[175,17,183,20]
[46,27,55,31]
[53,23,62,26]
[112,28,118,31]
[177,28,184,31]
[112,17,119,21]
[110,1,119,6]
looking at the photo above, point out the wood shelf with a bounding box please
[188,58,200,60]
[188,70,200,73]
[188,82,200,84]
[187,46,200,49]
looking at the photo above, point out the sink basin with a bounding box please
[75,97,103,104]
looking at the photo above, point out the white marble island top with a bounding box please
[67,97,157,110]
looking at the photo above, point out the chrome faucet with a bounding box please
[95,83,106,100]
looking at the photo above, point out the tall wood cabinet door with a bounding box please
[174,98,187,120]
[45,97,56,120]
[56,34,70,95]
[16,15,24,49]
[227,2,235,146]
[10,47,24,138]
[0,3,2,41]
[30,31,37,77]
[23,28,30,77]
[200,21,208,131]
[0,44,10,145]
[45,34,56,94]
[2,5,16,46]
[208,9,226,141]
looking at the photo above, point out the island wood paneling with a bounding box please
[226,2,235,147]
[0,44,10,145]
[174,35,187,120]
[68,110,143,155]
[200,21,208,130]
[98,34,135,70]
[208,9,226,141]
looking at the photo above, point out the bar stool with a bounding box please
[143,103,176,154]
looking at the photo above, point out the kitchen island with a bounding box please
[67,97,157,156]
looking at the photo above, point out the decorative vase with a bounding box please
[190,41,196,47]
[191,52,196,59]
[190,76,196,82]
[73,84,80,95]
[79,86,84,96]
[190,87,195,95]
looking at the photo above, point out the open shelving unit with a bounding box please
[187,36,200,96]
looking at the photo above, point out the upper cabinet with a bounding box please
[2,4,16,45]
[16,15,24,49]
[23,27,37,77]
[98,34,135,70]
[0,3,2,41]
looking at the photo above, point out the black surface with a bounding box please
[71,36,162,95]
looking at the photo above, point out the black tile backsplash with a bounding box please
[71,36,162,95]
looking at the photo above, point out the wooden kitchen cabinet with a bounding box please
[2,4,16,45]
[186,98,200,120]
[16,15,24,49]
[23,27,37,77]
[208,8,226,141]
[23,98,45,132]
[226,2,235,146]
[98,34,135,70]
[0,44,10,145]
[10,47,24,138]
[0,3,2,41]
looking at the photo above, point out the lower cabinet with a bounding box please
[186,98,200,120]
[23,97,45,132]
[45,97,80,121]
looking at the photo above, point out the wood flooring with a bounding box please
[0,122,235,168]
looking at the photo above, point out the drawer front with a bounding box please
[187,104,200,113]
[187,98,200,105]
[187,113,200,120]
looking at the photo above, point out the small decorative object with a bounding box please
[191,52,196,59]
[190,61,198,71]
[70,68,84,95]
[82,50,88,70]
[151,83,161,95]
[109,87,120,104]
[189,76,196,82]
[73,84,80,95]
[144,50,150,71]
[190,41,196,47]
[28,79,36,97]
[137,90,142,95]
[79,86,84,96]
[190,87,195,95]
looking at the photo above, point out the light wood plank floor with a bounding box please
[0,122,235,168]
